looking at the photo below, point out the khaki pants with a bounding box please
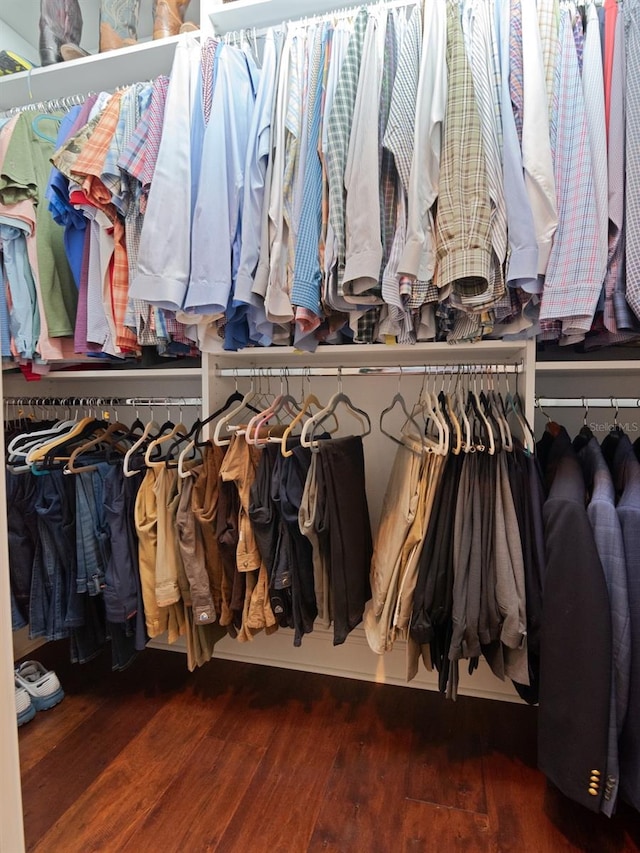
[134,469,184,643]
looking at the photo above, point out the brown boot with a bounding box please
[152,0,192,40]
[99,0,141,52]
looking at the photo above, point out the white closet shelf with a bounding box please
[0,33,194,111]
[536,360,640,373]
[211,341,530,369]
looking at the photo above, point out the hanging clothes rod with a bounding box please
[215,0,418,39]
[536,397,640,409]
[5,397,202,407]
[0,76,161,119]
[283,0,418,27]
[215,363,523,379]
[0,90,87,117]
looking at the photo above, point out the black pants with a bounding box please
[281,445,317,646]
[315,437,372,646]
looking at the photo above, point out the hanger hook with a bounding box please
[337,366,343,394]
[582,397,588,427]
[537,397,551,423]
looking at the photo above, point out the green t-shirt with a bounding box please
[0,112,78,338]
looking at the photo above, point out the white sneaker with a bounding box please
[15,661,64,711]
[15,685,36,727]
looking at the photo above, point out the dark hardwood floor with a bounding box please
[16,641,640,852]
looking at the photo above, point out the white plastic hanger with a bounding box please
[123,406,160,477]
[300,369,371,448]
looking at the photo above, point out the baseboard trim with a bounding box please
[150,624,523,704]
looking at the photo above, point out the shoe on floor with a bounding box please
[15,661,64,711]
[15,685,36,727]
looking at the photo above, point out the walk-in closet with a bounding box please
[3,0,640,849]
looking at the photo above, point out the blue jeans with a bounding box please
[6,470,39,630]
[75,463,111,597]
[31,471,76,640]
[103,462,147,655]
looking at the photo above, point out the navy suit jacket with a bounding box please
[538,427,612,812]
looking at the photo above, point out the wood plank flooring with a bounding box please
[17,641,640,852]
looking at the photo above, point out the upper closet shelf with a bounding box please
[211,340,533,369]
[208,0,414,35]
[0,34,194,111]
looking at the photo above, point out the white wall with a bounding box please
[1,22,39,66]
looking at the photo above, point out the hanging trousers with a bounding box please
[315,436,373,646]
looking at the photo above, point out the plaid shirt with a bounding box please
[466,0,507,318]
[537,0,560,124]
[326,8,368,296]
[138,75,170,211]
[70,91,137,352]
[383,5,422,195]
[435,3,491,302]
[540,10,602,339]
[583,2,609,311]
[118,78,168,190]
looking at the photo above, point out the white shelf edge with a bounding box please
[3,368,203,381]
[210,341,529,367]
[535,360,640,373]
[0,33,195,110]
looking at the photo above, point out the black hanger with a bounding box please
[165,417,202,468]
[194,390,261,448]
[572,399,594,452]
[601,399,625,468]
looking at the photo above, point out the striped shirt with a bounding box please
[625,0,640,322]
[292,25,328,324]
[604,1,625,333]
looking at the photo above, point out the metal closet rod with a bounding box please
[215,362,524,378]
[536,397,640,408]
[5,397,202,407]
[218,0,418,40]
